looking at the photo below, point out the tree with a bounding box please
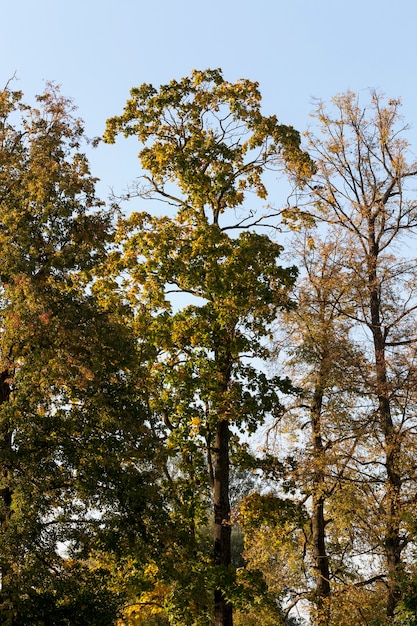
[262,230,386,625]
[0,82,161,624]
[104,68,311,626]
[291,91,417,620]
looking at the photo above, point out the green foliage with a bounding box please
[104,68,313,217]
[394,574,417,625]
[5,561,123,626]
[7,72,414,626]
[0,83,166,622]
[103,69,313,624]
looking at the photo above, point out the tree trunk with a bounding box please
[311,382,331,622]
[311,495,330,597]
[213,418,233,626]
[367,241,402,618]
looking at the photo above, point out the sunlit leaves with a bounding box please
[104,69,308,624]
[105,68,312,222]
[0,83,159,622]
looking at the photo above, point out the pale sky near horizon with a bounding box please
[2,0,417,203]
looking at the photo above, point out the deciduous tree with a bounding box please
[104,68,311,626]
[263,231,381,625]
[290,91,417,620]
[0,83,159,624]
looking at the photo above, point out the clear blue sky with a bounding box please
[2,0,417,201]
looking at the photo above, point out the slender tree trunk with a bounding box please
[367,237,402,618]
[213,418,233,626]
[373,337,402,617]
[311,494,330,597]
[311,382,331,623]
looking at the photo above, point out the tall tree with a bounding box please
[292,91,417,620]
[0,83,158,624]
[264,231,381,625]
[104,68,311,626]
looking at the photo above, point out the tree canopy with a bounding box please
[1,73,417,626]
[103,68,311,626]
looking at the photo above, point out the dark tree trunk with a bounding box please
[213,418,233,626]
[311,495,330,596]
[367,234,402,618]
[311,382,331,621]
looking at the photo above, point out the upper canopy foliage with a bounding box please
[104,68,313,224]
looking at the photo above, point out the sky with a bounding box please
[2,0,417,204]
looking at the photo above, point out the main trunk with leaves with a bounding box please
[310,377,331,612]
[367,227,403,616]
[213,418,233,626]
[104,68,311,625]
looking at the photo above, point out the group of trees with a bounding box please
[1,69,417,625]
